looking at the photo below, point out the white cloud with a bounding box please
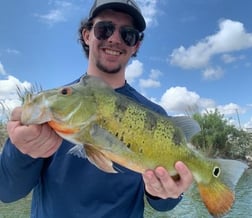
[137,0,158,27]
[160,86,201,113]
[139,69,162,89]
[159,86,242,115]
[202,67,224,80]
[139,78,160,89]
[198,98,215,109]
[0,62,32,120]
[0,62,6,75]
[221,54,245,64]
[170,19,252,74]
[0,75,31,96]
[125,60,143,83]
[170,42,212,69]
[221,54,236,63]
[149,69,162,79]
[34,0,159,27]
[204,103,247,128]
[158,86,249,129]
[34,1,76,25]
[209,19,252,51]
[37,9,66,23]
[0,75,32,119]
[244,117,252,128]
[217,103,245,116]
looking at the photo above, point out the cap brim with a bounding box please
[89,3,146,32]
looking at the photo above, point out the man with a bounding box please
[0,0,193,217]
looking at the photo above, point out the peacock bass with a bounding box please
[21,75,247,217]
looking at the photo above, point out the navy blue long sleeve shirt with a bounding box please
[0,77,182,218]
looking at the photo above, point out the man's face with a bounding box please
[83,9,140,75]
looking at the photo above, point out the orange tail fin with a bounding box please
[198,181,234,217]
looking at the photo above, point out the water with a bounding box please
[0,169,251,218]
[145,168,252,218]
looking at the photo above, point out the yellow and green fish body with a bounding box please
[21,76,247,217]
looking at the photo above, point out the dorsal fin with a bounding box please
[170,116,201,141]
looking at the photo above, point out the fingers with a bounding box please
[143,162,194,199]
[7,122,43,145]
[10,106,22,121]
[174,161,194,192]
[143,167,176,199]
[18,124,62,158]
[7,107,62,158]
[32,124,62,158]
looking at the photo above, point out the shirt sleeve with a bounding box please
[0,138,44,203]
[145,191,183,211]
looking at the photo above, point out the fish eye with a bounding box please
[212,166,221,178]
[60,87,72,96]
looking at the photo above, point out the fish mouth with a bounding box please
[21,93,52,125]
[21,105,52,125]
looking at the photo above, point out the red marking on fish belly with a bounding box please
[48,120,78,134]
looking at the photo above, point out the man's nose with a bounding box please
[107,28,123,44]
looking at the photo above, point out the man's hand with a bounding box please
[143,161,193,199]
[7,106,62,158]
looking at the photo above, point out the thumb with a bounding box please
[10,106,23,121]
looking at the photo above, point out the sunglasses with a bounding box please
[92,21,141,47]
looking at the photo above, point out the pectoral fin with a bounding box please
[89,124,147,173]
[68,144,118,173]
[85,144,118,173]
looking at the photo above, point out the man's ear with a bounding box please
[82,29,90,45]
[131,41,141,56]
[135,40,141,51]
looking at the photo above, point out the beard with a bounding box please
[96,60,122,74]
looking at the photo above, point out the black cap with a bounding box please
[89,0,146,32]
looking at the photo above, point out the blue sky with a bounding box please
[0,0,252,129]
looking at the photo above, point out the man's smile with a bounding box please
[103,48,122,56]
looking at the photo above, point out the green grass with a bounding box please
[0,194,31,218]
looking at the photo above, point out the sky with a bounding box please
[0,0,252,129]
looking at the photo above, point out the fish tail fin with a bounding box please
[215,159,248,189]
[198,181,234,217]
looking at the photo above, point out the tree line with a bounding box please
[192,109,252,162]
